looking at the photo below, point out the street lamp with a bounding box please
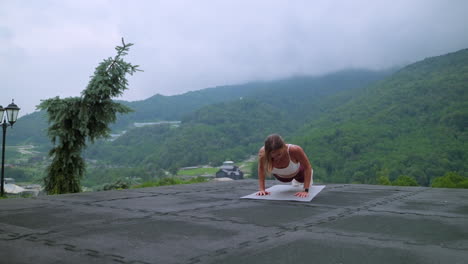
[1,99,20,196]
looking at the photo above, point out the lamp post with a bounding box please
[0,99,20,197]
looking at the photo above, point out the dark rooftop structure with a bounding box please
[215,161,244,180]
[1,180,467,264]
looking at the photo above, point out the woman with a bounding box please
[257,134,313,198]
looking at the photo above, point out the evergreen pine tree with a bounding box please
[38,39,140,194]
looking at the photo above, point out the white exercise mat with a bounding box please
[241,185,325,202]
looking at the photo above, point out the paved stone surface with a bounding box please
[1,180,467,264]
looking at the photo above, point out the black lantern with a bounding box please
[1,99,21,196]
[5,100,20,126]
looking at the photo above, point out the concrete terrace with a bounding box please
[1,180,467,264]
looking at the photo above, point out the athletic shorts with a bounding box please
[273,164,305,183]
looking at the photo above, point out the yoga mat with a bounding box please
[241,185,325,202]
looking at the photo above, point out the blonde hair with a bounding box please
[261,134,286,174]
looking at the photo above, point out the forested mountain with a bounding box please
[9,84,256,145]
[86,49,467,186]
[10,69,388,146]
[84,69,392,170]
[86,99,292,172]
[7,111,50,148]
[110,84,262,130]
[293,49,468,185]
[117,68,389,127]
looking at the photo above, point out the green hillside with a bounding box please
[84,70,391,170]
[83,98,299,173]
[8,82,262,145]
[293,49,468,185]
[110,84,263,130]
[9,69,388,147]
[6,111,50,147]
[117,69,388,126]
[8,86,253,146]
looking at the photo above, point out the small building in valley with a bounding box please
[215,161,244,180]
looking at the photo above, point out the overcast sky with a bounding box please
[2,0,468,116]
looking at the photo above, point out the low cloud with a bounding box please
[2,0,468,115]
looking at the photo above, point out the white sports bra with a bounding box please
[271,144,300,176]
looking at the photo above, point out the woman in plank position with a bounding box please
[257,134,313,198]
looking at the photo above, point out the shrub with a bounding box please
[431,172,468,188]
[392,175,419,186]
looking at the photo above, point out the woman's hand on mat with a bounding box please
[294,191,309,198]
[256,190,270,196]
